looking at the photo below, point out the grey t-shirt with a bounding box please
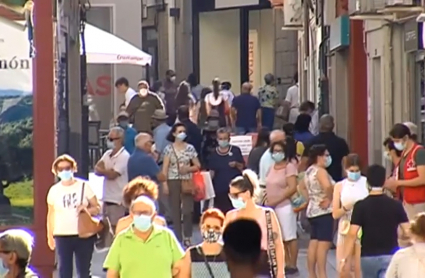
[247,146,268,175]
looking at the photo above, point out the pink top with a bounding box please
[230,207,271,250]
[265,162,298,209]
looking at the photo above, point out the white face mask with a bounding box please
[139,89,148,96]
[170,76,176,82]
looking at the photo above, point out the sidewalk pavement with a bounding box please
[58,227,337,278]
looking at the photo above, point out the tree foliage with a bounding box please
[0,96,33,190]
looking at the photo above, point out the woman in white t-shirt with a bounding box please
[46,154,100,278]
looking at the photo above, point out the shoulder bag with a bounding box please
[265,209,278,278]
[171,145,195,195]
[197,245,215,278]
[77,183,104,238]
[266,209,277,278]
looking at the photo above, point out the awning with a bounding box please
[82,24,152,66]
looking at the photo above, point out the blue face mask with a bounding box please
[325,156,332,168]
[347,171,361,181]
[0,259,8,277]
[176,132,187,141]
[119,121,128,128]
[271,152,285,162]
[218,140,229,148]
[133,214,153,232]
[57,170,73,181]
[229,197,246,209]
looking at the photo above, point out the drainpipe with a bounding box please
[167,0,176,71]
[303,0,310,101]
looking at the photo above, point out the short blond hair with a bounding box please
[51,154,77,175]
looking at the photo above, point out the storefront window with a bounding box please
[0,20,34,225]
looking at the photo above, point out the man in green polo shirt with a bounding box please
[104,195,184,277]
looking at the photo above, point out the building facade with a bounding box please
[142,0,298,96]
[86,0,142,127]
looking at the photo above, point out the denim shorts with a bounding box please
[360,255,392,278]
[308,213,334,242]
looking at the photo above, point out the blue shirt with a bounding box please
[258,148,274,185]
[123,126,137,154]
[208,146,244,194]
[127,149,160,182]
[294,131,314,144]
[232,93,260,129]
[153,123,171,160]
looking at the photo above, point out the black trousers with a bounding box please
[214,192,233,214]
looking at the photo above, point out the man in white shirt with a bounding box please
[258,130,286,186]
[95,126,130,231]
[299,101,319,135]
[115,77,137,107]
[284,72,300,124]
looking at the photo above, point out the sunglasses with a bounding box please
[228,190,246,199]
[56,166,72,172]
[108,137,121,141]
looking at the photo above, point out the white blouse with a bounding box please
[385,243,425,278]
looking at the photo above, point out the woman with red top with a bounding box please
[386,123,425,220]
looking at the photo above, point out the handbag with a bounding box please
[171,145,196,195]
[193,171,206,201]
[78,183,104,238]
[197,245,215,278]
[265,210,278,278]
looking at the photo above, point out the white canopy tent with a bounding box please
[81,23,152,66]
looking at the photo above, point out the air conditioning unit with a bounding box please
[385,0,414,6]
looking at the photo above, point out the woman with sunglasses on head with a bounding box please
[298,144,335,278]
[163,122,201,247]
[332,154,368,278]
[177,208,229,278]
[224,169,285,278]
[115,176,167,234]
[46,154,101,278]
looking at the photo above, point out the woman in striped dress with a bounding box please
[177,208,230,278]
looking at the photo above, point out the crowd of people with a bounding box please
[2,71,425,278]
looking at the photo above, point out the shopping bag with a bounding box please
[201,171,215,200]
[193,171,206,201]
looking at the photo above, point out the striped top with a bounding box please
[189,245,230,278]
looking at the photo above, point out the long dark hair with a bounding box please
[307,144,327,167]
[294,114,311,133]
[175,82,191,108]
[255,127,270,148]
[212,79,220,99]
[166,122,186,142]
[269,138,298,163]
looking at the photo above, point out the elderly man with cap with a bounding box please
[116,111,137,154]
[0,229,38,277]
[404,121,420,144]
[126,80,165,133]
[151,109,171,163]
[104,196,183,278]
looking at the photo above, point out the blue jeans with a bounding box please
[55,235,95,278]
[360,255,392,278]
[235,126,257,135]
[261,107,275,130]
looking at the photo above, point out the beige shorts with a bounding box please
[403,202,425,220]
[103,203,126,226]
